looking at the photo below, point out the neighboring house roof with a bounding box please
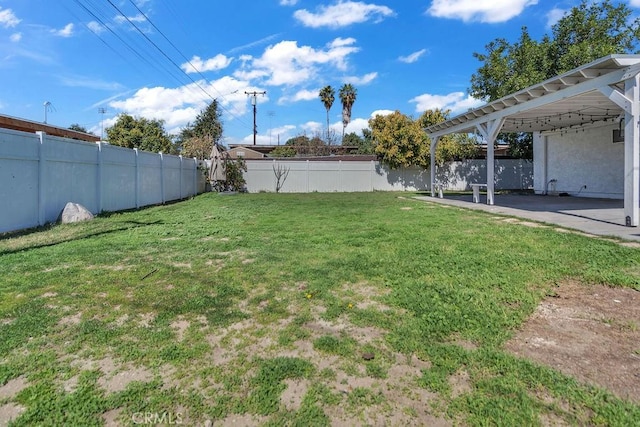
[0,114,100,142]
[227,146,265,159]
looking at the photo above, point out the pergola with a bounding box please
[425,54,640,227]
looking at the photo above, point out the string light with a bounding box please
[505,106,621,133]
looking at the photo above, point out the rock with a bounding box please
[362,352,375,361]
[60,202,94,224]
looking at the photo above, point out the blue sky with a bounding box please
[1,0,637,146]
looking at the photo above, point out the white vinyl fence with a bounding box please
[245,158,533,193]
[0,128,206,233]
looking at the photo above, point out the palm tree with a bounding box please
[319,86,335,144]
[339,84,357,138]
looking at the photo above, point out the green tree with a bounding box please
[370,111,429,169]
[284,134,327,156]
[343,131,374,154]
[270,146,297,157]
[339,84,357,138]
[469,0,640,159]
[319,86,335,143]
[68,123,89,133]
[471,0,640,101]
[177,100,223,159]
[106,114,174,153]
[372,109,480,169]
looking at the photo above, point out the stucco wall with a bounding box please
[533,124,624,198]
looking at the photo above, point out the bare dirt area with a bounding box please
[505,280,640,403]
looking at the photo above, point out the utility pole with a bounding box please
[245,91,266,145]
[98,107,107,140]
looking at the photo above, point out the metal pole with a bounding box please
[245,91,266,146]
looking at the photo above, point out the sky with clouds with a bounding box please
[0,0,635,146]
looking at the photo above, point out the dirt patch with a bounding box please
[281,379,309,411]
[0,376,29,399]
[170,318,190,341]
[505,280,640,402]
[0,403,25,425]
[58,312,83,326]
[102,408,123,427]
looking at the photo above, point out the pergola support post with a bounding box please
[624,74,640,226]
[429,136,439,197]
[600,74,640,226]
[476,118,505,205]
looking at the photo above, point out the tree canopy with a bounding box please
[319,86,335,143]
[178,100,223,159]
[68,123,89,133]
[339,84,357,137]
[371,109,480,168]
[470,0,640,101]
[106,114,174,154]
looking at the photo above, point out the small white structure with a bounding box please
[425,54,640,227]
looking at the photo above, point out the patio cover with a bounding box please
[425,54,640,226]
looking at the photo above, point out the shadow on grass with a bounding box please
[0,220,164,256]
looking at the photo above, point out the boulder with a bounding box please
[60,202,94,224]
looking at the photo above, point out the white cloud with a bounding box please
[278,88,320,104]
[280,0,299,5]
[228,33,282,54]
[234,38,360,86]
[108,77,253,134]
[10,32,21,42]
[294,1,395,29]
[399,49,427,64]
[0,8,20,28]
[52,23,74,37]
[427,0,537,23]
[115,14,147,24]
[410,92,484,114]
[87,21,106,34]
[57,74,125,91]
[344,72,378,85]
[370,109,394,118]
[181,55,233,74]
[546,7,567,28]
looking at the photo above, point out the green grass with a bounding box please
[1,192,639,426]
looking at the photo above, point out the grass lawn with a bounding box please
[1,192,639,426]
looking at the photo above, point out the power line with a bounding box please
[109,0,251,128]
[70,0,253,131]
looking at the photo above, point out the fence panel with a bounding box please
[245,159,532,193]
[1,129,203,233]
[0,129,40,232]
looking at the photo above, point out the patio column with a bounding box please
[600,71,640,226]
[624,74,640,226]
[476,118,505,205]
[429,136,439,197]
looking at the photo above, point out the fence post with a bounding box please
[134,148,140,208]
[193,157,198,196]
[306,160,310,193]
[370,160,374,191]
[96,142,103,214]
[338,160,342,192]
[179,155,183,200]
[159,152,165,203]
[36,132,46,226]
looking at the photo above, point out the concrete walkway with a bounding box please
[414,194,640,242]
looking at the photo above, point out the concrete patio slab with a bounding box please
[414,194,640,242]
